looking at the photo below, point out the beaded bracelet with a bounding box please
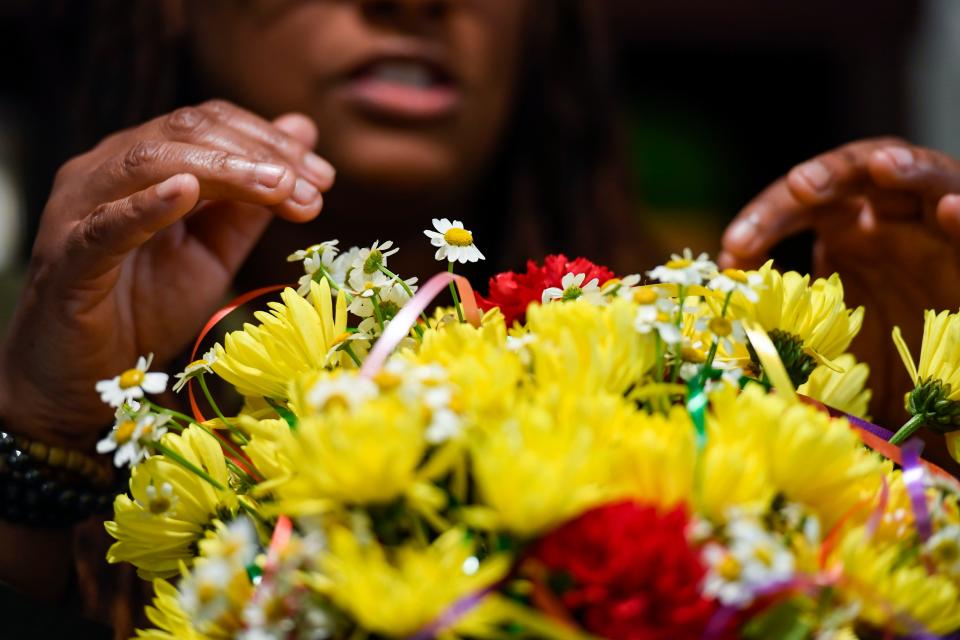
[0,427,119,528]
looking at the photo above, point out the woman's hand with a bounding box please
[719,138,960,432]
[0,100,335,448]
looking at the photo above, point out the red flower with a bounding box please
[527,501,717,640]
[476,255,616,326]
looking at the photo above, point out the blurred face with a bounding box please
[187,0,530,198]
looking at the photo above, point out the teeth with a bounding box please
[371,62,434,88]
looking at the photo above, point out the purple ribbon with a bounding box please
[901,439,933,542]
[407,587,494,640]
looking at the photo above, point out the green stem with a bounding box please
[316,265,353,302]
[701,293,733,374]
[343,343,363,368]
[198,376,248,445]
[889,413,926,445]
[447,261,465,323]
[144,400,190,432]
[371,291,387,334]
[149,441,225,491]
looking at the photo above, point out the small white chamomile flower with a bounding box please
[136,481,178,518]
[96,409,170,468]
[707,268,764,302]
[541,272,602,304]
[95,354,168,407]
[172,350,217,393]
[308,374,379,413]
[424,218,485,263]
[647,248,717,286]
[702,517,795,607]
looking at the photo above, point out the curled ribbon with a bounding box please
[901,440,933,542]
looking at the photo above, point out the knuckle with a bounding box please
[122,140,163,174]
[201,99,234,118]
[163,106,209,138]
[80,204,113,247]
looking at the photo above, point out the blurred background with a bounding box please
[0,0,956,330]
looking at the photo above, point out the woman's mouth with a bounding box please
[340,57,461,122]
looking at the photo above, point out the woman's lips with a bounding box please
[339,59,461,122]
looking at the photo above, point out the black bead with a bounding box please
[22,468,41,486]
[21,488,39,508]
[6,449,30,471]
[0,431,14,453]
[76,491,93,513]
[58,488,77,512]
[38,480,57,499]
[4,482,20,502]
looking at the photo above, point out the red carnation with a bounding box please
[476,255,616,326]
[527,501,717,640]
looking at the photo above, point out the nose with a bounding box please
[359,0,454,23]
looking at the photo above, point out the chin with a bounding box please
[323,129,480,198]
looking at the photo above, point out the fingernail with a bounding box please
[156,176,182,200]
[884,147,914,171]
[255,163,286,188]
[303,153,335,181]
[725,217,759,250]
[796,160,831,191]
[292,178,319,204]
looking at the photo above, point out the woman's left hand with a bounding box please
[719,138,960,444]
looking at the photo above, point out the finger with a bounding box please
[67,174,201,277]
[784,137,907,206]
[183,200,274,276]
[195,101,334,189]
[867,145,960,202]
[936,194,960,240]
[721,178,859,263]
[93,140,322,221]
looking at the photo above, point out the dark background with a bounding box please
[0,0,942,327]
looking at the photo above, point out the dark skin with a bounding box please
[2,0,959,603]
[720,138,960,470]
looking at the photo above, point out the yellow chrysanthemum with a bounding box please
[740,261,864,387]
[106,426,239,579]
[833,527,960,635]
[412,311,523,424]
[798,354,872,419]
[237,415,294,482]
[317,526,511,637]
[522,297,657,396]
[135,579,208,640]
[264,382,428,514]
[708,384,885,529]
[892,309,960,440]
[469,389,634,537]
[212,279,348,400]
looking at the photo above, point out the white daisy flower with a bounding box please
[172,350,218,393]
[95,354,168,407]
[647,249,717,286]
[287,240,339,267]
[136,481,178,518]
[702,517,795,607]
[707,268,764,302]
[96,409,170,468]
[604,273,642,298]
[324,330,373,366]
[326,246,362,292]
[926,524,960,577]
[424,218,485,263]
[179,558,237,628]
[347,271,393,317]
[634,296,682,345]
[217,517,260,568]
[541,272,601,304]
[308,374,379,413]
[352,240,399,277]
[695,315,747,355]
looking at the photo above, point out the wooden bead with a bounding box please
[28,441,48,461]
[47,446,66,467]
[65,450,83,471]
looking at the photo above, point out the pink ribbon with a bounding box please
[360,271,481,377]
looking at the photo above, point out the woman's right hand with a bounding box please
[0,100,335,449]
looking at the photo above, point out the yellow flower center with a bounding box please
[324,394,350,412]
[754,544,775,567]
[722,268,749,284]
[373,370,402,391]
[443,227,474,247]
[709,317,733,337]
[197,581,219,605]
[363,282,377,291]
[114,420,137,445]
[332,331,352,345]
[933,539,959,565]
[634,288,658,305]
[666,258,692,269]
[118,368,145,389]
[149,496,172,515]
[681,346,706,363]
[718,554,741,581]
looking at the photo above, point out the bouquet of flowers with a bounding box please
[96,220,960,639]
